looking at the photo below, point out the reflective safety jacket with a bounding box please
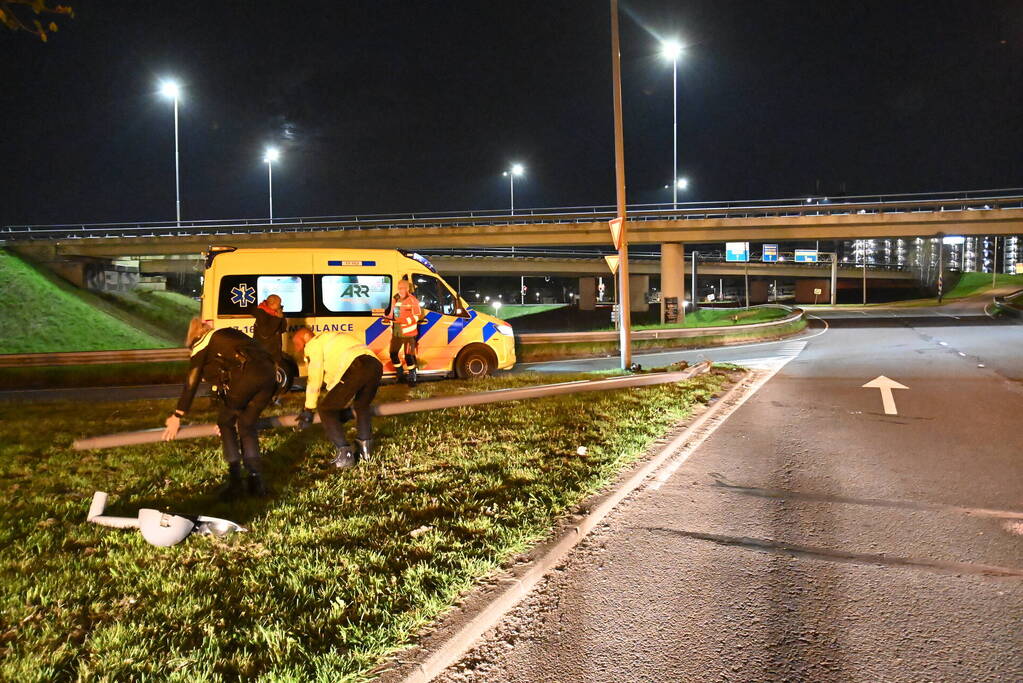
[387,293,422,338]
[303,331,375,410]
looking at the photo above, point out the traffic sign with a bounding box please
[762,244,779,262]
[604,254,620,274]
[725,242,749,262]
[794,249,818,263]
[608,217,624,251]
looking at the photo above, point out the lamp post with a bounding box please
[158,80,182,225]
[503,163,524,214]
[263,147,280,222]
[661,40,682,209]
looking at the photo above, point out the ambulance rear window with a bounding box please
[217,274,314,316]
[318,274,392,315]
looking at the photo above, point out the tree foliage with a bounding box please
[0,0,73,42]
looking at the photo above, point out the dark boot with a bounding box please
[395,367,406,384]
[330,445,356,469]
[355,438,374,463]
[242,459,268,497]
[246,472,268,497]
[406,368,418,387]
[217,463,244,502]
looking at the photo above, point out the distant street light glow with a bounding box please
[158,80,181,100]
[676,177,689,190]
[263,147,280,163]
[660,40,683,61]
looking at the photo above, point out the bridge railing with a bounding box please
[3,189,1023,241]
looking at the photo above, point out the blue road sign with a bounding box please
[762,244,779,262]
[725,242,749,262]
[794,249,819,263]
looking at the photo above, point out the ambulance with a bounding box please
[200,247,516,379]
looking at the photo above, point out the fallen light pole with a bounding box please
[73,363,712,451]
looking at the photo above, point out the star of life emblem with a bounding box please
[230,283,256,307]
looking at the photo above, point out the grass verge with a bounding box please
[0,369,731,680]
[95,290,199,344]
[0,361,188,391]
[518,316,807,363]
[624,306,789,331]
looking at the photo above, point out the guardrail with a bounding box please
[0,308,805,368]
[991,289,1023,318]
[3,190,1023,241]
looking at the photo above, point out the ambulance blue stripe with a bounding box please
[327,260,376,266]
[417,311,443,339]
[364,318,389,345]
[481,322,498,342]
[447,310,478,344]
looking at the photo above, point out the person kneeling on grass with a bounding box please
[162,318,277,499]
[291,326,383,468]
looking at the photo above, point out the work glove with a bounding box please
[295,409,315,431]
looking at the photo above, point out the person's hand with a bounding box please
[295,409,315,431]
[162,414,181,441]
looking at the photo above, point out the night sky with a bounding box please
[1,1,1021,226]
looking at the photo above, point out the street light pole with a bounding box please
[611,0,632,369]
[661,40,682,210]
[159,80,182,226]
[263,147,280,222]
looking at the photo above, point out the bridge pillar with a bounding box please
[578,277,596,310]
[660,243,685,323]
[630,275,649,312]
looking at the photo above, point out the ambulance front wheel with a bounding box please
[455,345,496,380]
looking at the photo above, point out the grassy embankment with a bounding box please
[0,250,172,354]
[0,369,732,680]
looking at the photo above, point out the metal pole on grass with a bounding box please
[610,0,632,369]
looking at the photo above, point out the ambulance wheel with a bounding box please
[455,345,496,379]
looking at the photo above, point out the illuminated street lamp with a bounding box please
[263,147,280,222]
[158,79,182,225]
[660,39,683,209]
[502,163,525,214]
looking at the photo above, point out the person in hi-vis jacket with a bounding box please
[383,277,422,385]
[292,327,383,468]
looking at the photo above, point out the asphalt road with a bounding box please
[438,311,1023,682]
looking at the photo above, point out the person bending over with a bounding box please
[292,326,383,468]
[162,318,277,499]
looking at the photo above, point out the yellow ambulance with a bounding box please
[200,247,516,379]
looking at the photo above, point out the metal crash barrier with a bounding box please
[72,362,712,451]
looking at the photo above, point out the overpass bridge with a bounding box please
[3,191,1021,258]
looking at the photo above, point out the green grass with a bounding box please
[0,250,171,354]
[0,370,731,680]
[472,303,567,320]
[96,290,199,344]
[944,272,1023,299]
[518,316,807,363]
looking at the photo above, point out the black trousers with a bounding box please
[217,357,276,471]
[389,334,418,370]
[318,355,383,447]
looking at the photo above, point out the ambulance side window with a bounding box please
[412,274,457,315]
[217,275,313,316]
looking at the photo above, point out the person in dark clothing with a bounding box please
[162,319,277,499]
[292,327,383,468]
[249,294,297,400]
[249,294,287,361]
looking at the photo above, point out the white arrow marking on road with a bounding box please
[862,375,909,415]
